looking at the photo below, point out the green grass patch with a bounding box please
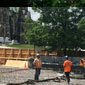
[8,44,44,50]
[8,44,34,49]
[0,43,45,50]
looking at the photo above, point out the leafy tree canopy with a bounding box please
[28,0,84,6]
[24,18,50,47]
[78,17,85,49]
[25,7,85,52]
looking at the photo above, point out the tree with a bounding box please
[24,18,50,48]
[28,0,83,6]
[78,17,85,49]
[31,7,85,55]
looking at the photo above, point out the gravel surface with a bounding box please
[0,66,84,85]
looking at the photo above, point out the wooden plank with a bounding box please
[17,49,21,58]
[0,57,28,60]
[4,49,6,58]
[5,60,28,68]
[0,48,84,58]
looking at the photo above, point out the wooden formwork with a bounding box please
[0,48,58,58]
[0,48,58,65]
[0,48,85,65]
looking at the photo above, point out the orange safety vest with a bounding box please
[80,59,84,66]
[33,58,41,68]
[63,60,72,72]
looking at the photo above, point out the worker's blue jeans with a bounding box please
[35,68,41,80]
[81,66,85,74]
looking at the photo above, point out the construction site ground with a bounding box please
[0,66,85,85]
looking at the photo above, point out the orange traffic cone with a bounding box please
[24,63,27,69]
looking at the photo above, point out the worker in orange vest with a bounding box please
[63,56,72,85]
[33,53,42,81]
[80,57,85,76]
[80,59,84,66]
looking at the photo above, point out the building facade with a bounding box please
[0,7,31,43]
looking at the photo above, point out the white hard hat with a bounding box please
[36,53,40,57]
[65,55,68,59]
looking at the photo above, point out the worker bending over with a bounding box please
[63,56,72,85]
[33,53,42,81]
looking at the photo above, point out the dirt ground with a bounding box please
[0,66,85,85]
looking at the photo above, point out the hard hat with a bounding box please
[65,55,68,59]
[81,59,83,60]
[36,53,40,57]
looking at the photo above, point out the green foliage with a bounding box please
[78,17,85,29]
[24,7,85,52]
[78,17,85,48]
[28,0,83,6]
[24,18,50,47]
[32,7,85,51]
